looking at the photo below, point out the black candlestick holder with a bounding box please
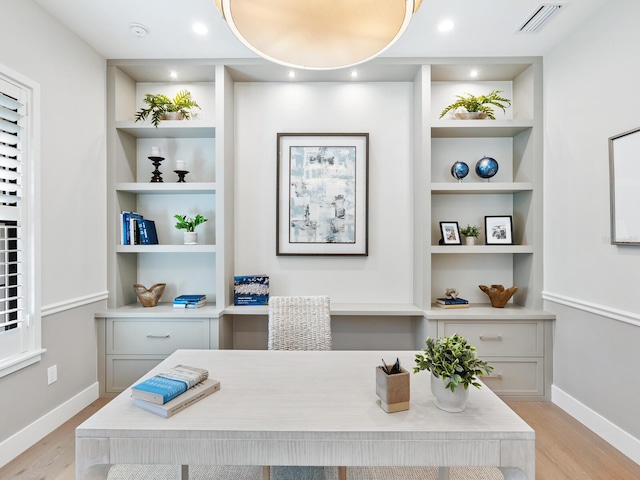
[149,156,164,183]
[174,170,189,183]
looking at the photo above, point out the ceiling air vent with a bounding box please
[517,3,565,33]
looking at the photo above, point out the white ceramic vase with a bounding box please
[465,236,476,246]
[183,232,198,245]
[430,374,469,412]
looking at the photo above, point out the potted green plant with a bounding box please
[135,89,201,127]
[174,214,207,244]
[414,334,493,412]
[440,90,511,120]
[460,224,480,245]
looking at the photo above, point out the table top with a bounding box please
[77,349,533,442]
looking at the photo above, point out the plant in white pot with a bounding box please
[134,89,201,127]
[440,90,511,120]
[414,334,493,412]
[460,224,480,245]
[174,214,207,245]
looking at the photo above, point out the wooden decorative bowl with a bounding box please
[479,284,518,308]
[134,283,166,307]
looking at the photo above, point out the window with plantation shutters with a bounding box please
[0,67,43,377]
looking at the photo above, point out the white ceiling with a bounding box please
[31,0,607,62]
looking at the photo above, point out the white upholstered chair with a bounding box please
[267,295,332,351]
[265,295,344,480]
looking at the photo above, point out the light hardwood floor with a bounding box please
[1,399,639,480]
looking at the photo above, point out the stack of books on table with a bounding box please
[173,294,206,309]
[131,365,220,418]
[435,297,470,309]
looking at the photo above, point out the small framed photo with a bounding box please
[439,221,462,245]
[485,216,514,245]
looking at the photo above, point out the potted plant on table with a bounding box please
[460,224,480,246]
[414,334,493,412]
[174,214,207,245]
[135,89,201,127]
[440,90,511,120]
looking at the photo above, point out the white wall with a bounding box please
[0,0,106,465]
[544,0,640,463]
[234,82,413,303]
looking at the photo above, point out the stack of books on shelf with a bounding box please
[131,365,220,418]
[173,294,206,309]
[435,297,470,309]
[121,211,158,245]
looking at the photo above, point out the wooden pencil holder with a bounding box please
[376,366,410,413]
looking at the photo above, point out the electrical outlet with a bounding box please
[47,365,57,385]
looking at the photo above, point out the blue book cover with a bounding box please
[144,219,159,245]
[174,294,206,303]
[131,376,188,404]
[137,217,148,244]
[436,297,469,304]
[234,275,269,305]
[121,211,131,245]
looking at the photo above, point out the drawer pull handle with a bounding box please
[479,335,502,341]
[485,374,503,379]
[146,333,170,338]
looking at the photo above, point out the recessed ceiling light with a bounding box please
[350,70,358,78]
[469,70,479,78]
[192,23,209,35]
[288,71,296,79]
[438,20,455,32]
[169,71,178,79]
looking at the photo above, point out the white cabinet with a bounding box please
[431,307,554,400]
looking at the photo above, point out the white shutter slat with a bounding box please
[0,201,20,217]
[0,169,20,183]
[0,118,20,134]
[0,130,18,146]
[0,144,20,159]
[0,94,22,112]
[0,184,21,195]
[0,104,22,123]
[0,156,20,170]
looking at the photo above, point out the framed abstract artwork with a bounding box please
[276,133,369,255]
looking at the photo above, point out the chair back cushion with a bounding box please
[268,296,332,350]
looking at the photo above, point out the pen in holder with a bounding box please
[376,359,410,413]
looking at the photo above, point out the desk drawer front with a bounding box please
[106,318,210,354]
[105,355,167,393]
[439,320,543,357]
[481,358,544,396]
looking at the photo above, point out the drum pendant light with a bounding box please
[214,0,422,70]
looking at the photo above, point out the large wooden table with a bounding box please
[76,350,535,479]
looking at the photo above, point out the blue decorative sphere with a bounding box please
[475,156,499,180]
[451,161,469,181]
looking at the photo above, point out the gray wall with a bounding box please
[543,0,640,461]
[0,0,107,459]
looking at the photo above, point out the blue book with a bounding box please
[174,294,206,303]
[436,297,469,304]
[131,365,208,405]
[144,219,159,245]
[131,376,189,404]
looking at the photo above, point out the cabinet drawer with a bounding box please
[439,320,543,357]
[106,318,210,354]
[480,357,544,397]
[105,355,167,393]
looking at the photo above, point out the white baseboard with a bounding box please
[0,382,99,469]
[552,384,640,466]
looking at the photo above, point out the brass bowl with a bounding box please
[134,283,166,307]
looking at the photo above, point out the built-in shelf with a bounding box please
[425,303,556,320]
[224,303,424,317]
[115,121,215,138]
[116,182,217,194]
[116,244,216,253]
[430,245,534,254]
[96,303,222,318]
[432,120,534,138]
[430,182,534,194]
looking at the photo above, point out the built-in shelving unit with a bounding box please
[96,58,553,400]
